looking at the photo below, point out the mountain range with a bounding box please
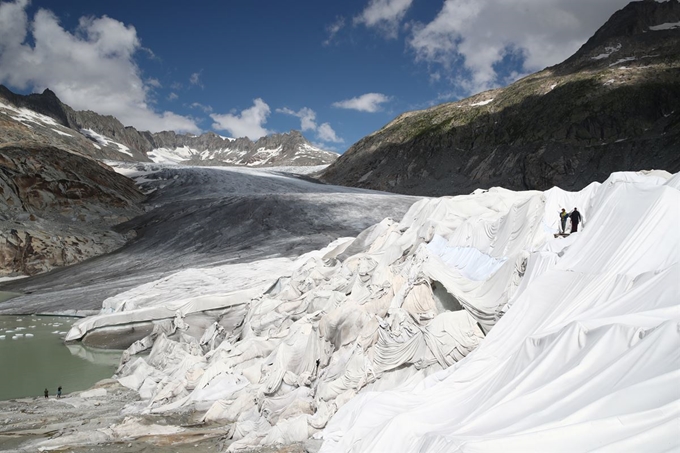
[321,0,680,195]
[0,85,338,167]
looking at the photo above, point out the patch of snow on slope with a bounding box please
[591,43,621,60]
[649,21,680,31]
[246,145,283,166]
[216,149,248,164]
[80,128,132,157]
[51,128,73,137]
[199,148,238,162]
[470,99,494,107]
[296,143,338,158]
[609,56,637,66]
[0,100,60,127]
[298,143,322,153]
[147,146,199,164]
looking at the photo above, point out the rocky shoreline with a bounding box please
[0,379,317,453]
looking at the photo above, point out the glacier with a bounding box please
[53,170,679,452]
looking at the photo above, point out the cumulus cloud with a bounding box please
[211,98,271,140]
[167,92,178,101]
[332,93,391,112]
[409,0,631,93]
[317,123,342,143]
[277,106,343,143]
[323,16,346,46]
[276,107,317,131]
[0,0,199,133]
[354,0,413,38]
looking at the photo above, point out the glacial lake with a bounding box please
[0,315,121,400]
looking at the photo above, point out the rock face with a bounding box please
[321,0,680,195]
[0,87,138,162]
[0,86,338,167]
[0,143,144,276]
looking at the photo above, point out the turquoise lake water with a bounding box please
[0,315,121,400]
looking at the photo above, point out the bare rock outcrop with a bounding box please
[0,143,144,276]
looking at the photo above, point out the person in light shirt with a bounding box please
[559,208,569,233]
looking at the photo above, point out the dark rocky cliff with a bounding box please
[321,0,680,195]
[0,143,144,276]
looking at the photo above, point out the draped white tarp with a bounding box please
[67,170,678,452]
[320,172,680,453]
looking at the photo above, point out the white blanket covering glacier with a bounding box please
[320,172,680,453]
[64,170,679,452]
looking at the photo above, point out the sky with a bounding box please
[0,0,635,151]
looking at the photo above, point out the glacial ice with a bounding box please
[64,170,680,452]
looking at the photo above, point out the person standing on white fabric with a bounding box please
[559,208,569,233]
[570,208,582,232]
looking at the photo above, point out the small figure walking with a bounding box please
[559,208,569,234]
[570,208,582,233]
[44,388,48,399]
[57,386,62,399]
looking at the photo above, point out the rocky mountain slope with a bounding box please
[0,85,338,167]
[321,0,680,195]
[0,143,144,276]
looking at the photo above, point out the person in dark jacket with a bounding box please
[44,388,48,399]
[570,208,582,232]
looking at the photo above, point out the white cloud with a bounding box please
[332,93,391,112]
[210,98,271,140]
[276,106,343,143]
[190,102,213,113]
[324,16,346,46]
[409,0,631,93]
[276,107,316,131]
[354,0,413,38]
[147,77,161,88]
[0,0,199,133]
[317,123,343,143]
[167,92,178,101]
[189,71,203,87]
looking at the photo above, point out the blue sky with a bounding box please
[0,0,632,151]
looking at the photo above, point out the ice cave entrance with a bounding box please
[0,315,120,400]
